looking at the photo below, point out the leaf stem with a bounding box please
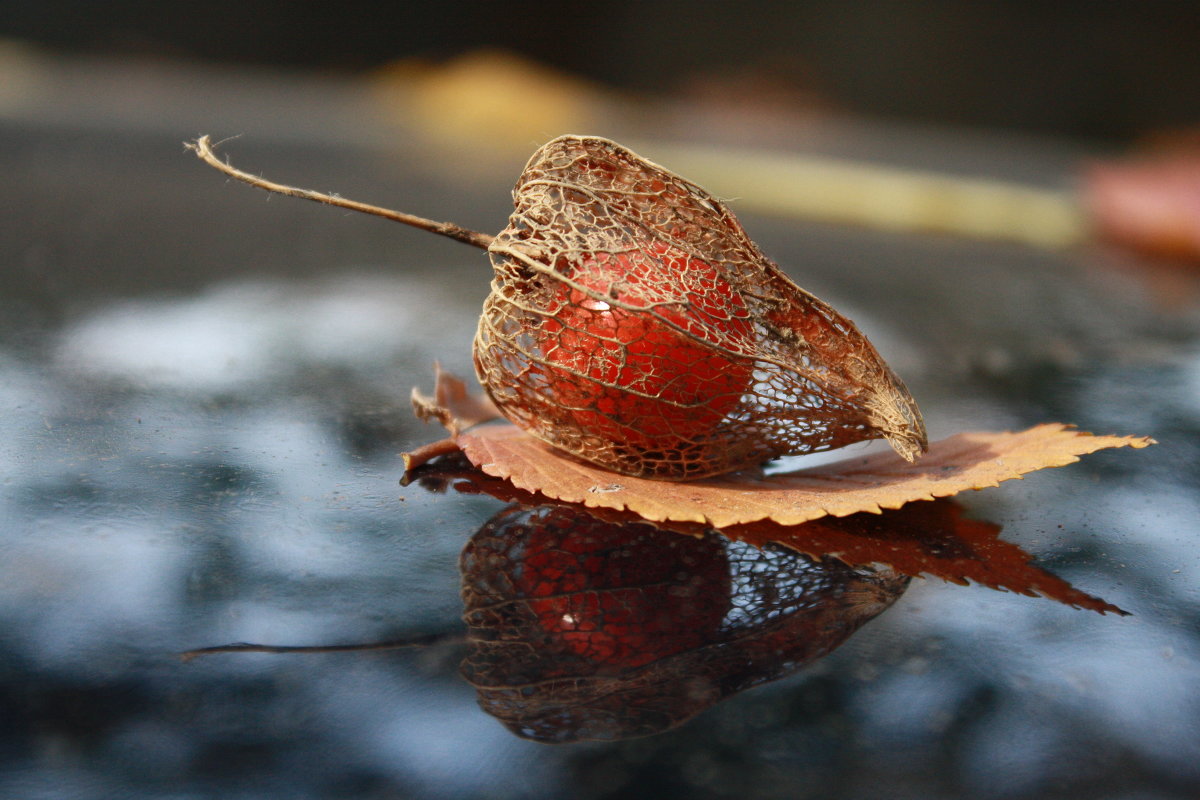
[186,135,495,250]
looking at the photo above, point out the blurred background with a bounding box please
[5,0,1200,140]
[2,2,1199,799]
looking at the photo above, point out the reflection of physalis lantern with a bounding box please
[475,136,927,480]
[459,502,910,743]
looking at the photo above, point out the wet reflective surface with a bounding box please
[4,57,1200,798]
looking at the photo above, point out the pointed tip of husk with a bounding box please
[888,429,929,463]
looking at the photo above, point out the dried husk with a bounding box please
[474,135,926,480]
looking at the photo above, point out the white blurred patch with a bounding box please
[55,277,471,394]
[317,669,541,797]
[2,514,190,663]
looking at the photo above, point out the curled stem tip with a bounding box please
[186,135,494,250]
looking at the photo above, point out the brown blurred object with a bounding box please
[1083,154,1200,264]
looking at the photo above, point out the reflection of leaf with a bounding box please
[451,421,1153,528]
[412,457,1126,615]
[724,499,1126,615]
[460,502,907,742]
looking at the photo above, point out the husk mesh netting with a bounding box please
[474,135,926,480]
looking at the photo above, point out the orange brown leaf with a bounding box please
[452,421,1153,528]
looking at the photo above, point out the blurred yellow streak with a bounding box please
[642,142,1088,249]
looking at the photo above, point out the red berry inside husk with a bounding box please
[538,240,755,451]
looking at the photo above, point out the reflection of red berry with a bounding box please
[514,507,731,668]
[539,241,754,450]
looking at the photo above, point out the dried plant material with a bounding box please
[451,420,1153,528]
[1083,155,1200,263]
[460,502,907,742]
[191,134,924,480]
[404,369,503,475]
[410,449,703,532]
[186,136,495,249]
[400,437,462,476]
[475,135,926,479]
[410,365,501,435]
[411,458,1126,615]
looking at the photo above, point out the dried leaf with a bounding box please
[404,370,504,475]
[453,421,1154,528]
[410,364,501,435]
[410,457,1126,615]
